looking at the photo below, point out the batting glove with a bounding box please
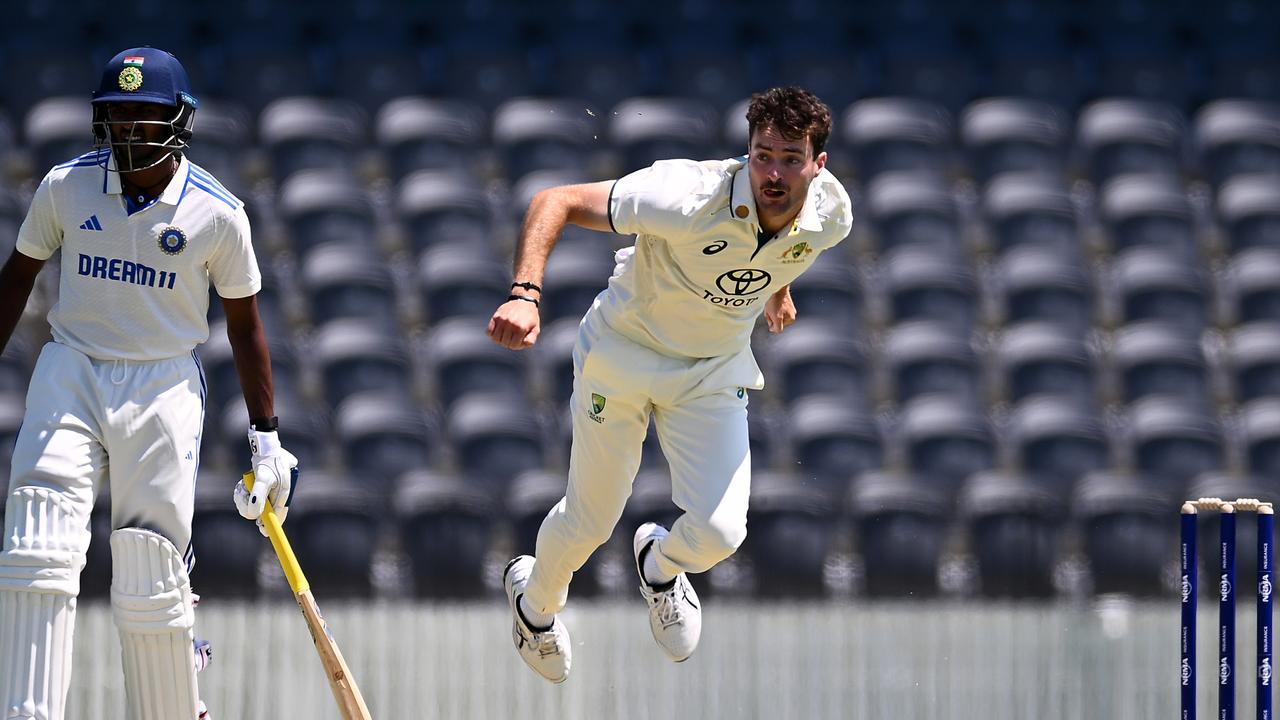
[234,428,299,536]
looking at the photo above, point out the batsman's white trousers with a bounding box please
[5,341,206,574]
[524,310,764,615]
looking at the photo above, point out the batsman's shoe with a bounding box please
[197,700,211,719]
[633,523,702,662]
[503,555,572,683]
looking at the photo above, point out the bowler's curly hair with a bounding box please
[746,87,832,157]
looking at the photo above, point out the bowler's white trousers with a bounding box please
[523,310,764,615]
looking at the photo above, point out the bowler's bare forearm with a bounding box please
[0,250,45,354]
[513,181,614,284]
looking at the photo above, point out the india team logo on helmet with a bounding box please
[118,67,143,92]
[157,226,187,255]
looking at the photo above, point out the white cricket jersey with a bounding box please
[16,149,261,361]
[602,156,853,358]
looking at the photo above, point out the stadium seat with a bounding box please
[1243,399,1280,478]
[1110,322,1210,406]
[1074,471,1173,597]
[1225,248,1280,324]
[540,239,614,324]
[785,249,864,333]
[0,187,22,260]
[1110,247,1209,337]
[897,396,995,499]
[218,393,332,475]
[1077,99,1186,186]
[287,470,379,598]
[181,100,252,191]
[396,468,496,599]
[334,392,437,499]
[849,470,950,598]
[609,97,720,173]
[621,468,683,543]
[1202,21,1280,102]
[375,98,487,182]
[865,171,962,256]
[1129,397,1224,494]
[996,322,1096,405]
[203,33,320,115]
[190,466,263,597]
[651,20,756,111]
[764,26,868,118]
[259,97,367,183]
[448,392,546,491]
[532,317,580,406]
[299,242,398,328]
[1089,24,1198,111]
[994,246,1094,337]
[960,470,1065,599]
[277,170,377,259]
[878,21,978,114]
[24,97,93,174]
[841,98,953,183]
[882,245,978,333]
[1098,174,1196,258]
[493,97,597,181]
[546,23,655,113]
[1217,174,1280,255]
[199,321,301,417]
[425,318,529,410]
[510,170,592,224]
[982,173,1080,257]
[979,20,1083,109]
[882,320,981,406]
[1009,396,1109,500]
[762,319,868,405]
[960,98,1070,184]
[326,29,429,114]
[2,49,96,124]
[1195,100,1280,189]
[440,22,547,110]
[1227,322,1280,403]
[313,319,414,409]
[396,170,493,257]
[417,244,509,323]
[743,470,836,598]
[788,396,883,498]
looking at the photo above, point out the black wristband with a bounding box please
[507,294,540,308]
[250,416,279,432]
[511,281,542,294]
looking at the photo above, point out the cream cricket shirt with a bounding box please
[16,149,261,361]
[603,156,853,359]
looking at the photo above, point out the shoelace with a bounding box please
[648,584,687,629]
[524,625,564,658]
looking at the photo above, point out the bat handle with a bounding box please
[242,471,310,594]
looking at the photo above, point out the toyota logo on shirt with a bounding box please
[715,268,772,296]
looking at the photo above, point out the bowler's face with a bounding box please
[747,125,827,230]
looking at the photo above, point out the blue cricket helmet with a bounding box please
[92,46,199,109]
[90,47,199,172]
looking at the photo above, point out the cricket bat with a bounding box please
[243,471,373,720]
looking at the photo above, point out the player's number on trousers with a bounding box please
[702,240,727,255]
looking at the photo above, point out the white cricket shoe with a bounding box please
[503,555,572,683]
[633,523,702,662]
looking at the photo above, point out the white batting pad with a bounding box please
[110,528,199,720]
[0,487,90,720]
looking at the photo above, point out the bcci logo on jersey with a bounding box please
[588,393,606,424]
[157,226,187,255]
[777,241,812,263]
